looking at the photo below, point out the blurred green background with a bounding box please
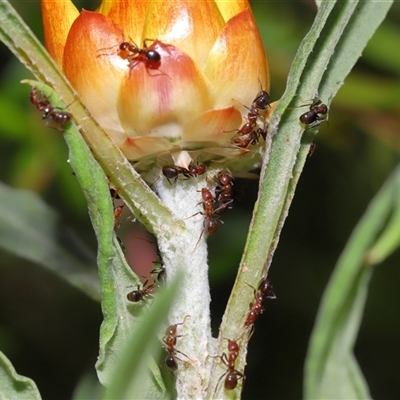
[1,1,400,399]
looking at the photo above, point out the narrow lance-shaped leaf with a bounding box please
[305,165,400,399]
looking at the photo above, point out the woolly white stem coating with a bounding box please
[153,172,216,399]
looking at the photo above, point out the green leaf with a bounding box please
[304,165,400,399]
[364,172,400,265]
[104,278,181,400]
[0,351,41,400]
[0,181,100,301]
[19,80,163,395]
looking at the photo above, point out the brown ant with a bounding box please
[126,279,155,302]
[118,39,161,71]
[232,88,270,148]
[214,171,234,215]
[162,165,192,184]
[252,89,271,111]
[214,338,245,395]
[163,315,191,371]
[299,98,328,128]
[199,188,224,236]
[162,162,207,185]
[243,277,276,337]
[188,162,207,177]
[30,87,71,130]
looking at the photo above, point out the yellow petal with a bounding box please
[40,0,79,67]
[204,9,269,111]
[118,42,212,138]
[215,0,250,22]
[63,10,126,135]
[143,0,225,68]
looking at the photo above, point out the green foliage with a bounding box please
[0,351,41,400]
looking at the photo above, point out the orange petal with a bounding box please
[40,0,79,67]
[118,42,212,138]
[120,136,173,160]
[63,10,126,135]
[143,0,225,68]
[106,0,150,45]
[183,107,242,143]
[215,0,250,22]
[204,9,269,110]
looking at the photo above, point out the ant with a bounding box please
[232,88,270,148]
[243,277,276,338]
[162,165,192,184]
[252,89,271,111]
[188,162,207,177]
[118,39,161,71]
[214,171,234,215]
[199,188,223,236]
[126,279,155,302]
[214,338,245,395]
[163,315,191,371]
[30,87,71,130]
[162,162,207,185]
[109,188,125,229]
[299,98,328,128]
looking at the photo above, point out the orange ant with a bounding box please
[109,188,125,229]
[126,279,155,303]
[214,338,245,395]
[299,98,328,128]
[30,87,71,130]
[163,315,191,371]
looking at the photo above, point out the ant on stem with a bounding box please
[30,87,71,130]
[242,277,276,339]
[163,315,191,371]
[126,279,155,303]
[214,338,245,395]
[299,98,328,129]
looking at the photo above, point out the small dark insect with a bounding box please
[30,87,71,130]
[162,165,192,184]
[232,88,270,148]
[118,39,162,71]
[252,89,271,111]
[163,315,191,371]
[299,98,328,128]
[162,162,206,185]
[126,279,155,302]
